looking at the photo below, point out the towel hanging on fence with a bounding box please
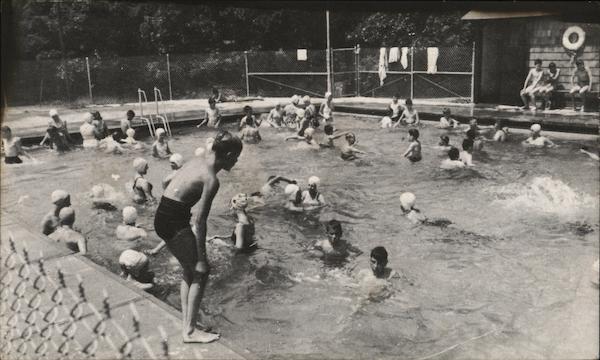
[378,47,388,86]
[427,47,439,74]
[401,47,409,69]
[389,47,400,63]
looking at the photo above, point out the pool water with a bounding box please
[2,114,599,358]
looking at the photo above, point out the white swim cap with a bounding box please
[296,109,305,118]
[91,185,105,198]
[291,95,300,104]
[230,193,249,210]
[284,184,300,197]
[51,190,70,204]
[324,92,332,98]
[49,109,58,117]
[126,128,135,137]
[58,207,75,225]
[308,176,320,186]
[169,153,183,168]
[122,206,138,225]
[399,192,416,210]
[133,158,148,173]
[119,249,148,272]
[302,95,311,104]
[304,127,315,137]
[530,124,542,133]
[195,147,206,156]
[155,128,166,136]
[83,112,94,123]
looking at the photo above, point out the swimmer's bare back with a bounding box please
[162,158,218,203]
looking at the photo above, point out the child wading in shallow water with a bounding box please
[208,193,257,252]
[341,133,367,160]
[309,219,362,259]
[152,128,172,158]
[402,128,422,162]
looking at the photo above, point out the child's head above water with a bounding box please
[122,206,138,225]
[405,98,413,107]
[133,157,149,175]
[284,184,302,205]
[462,138,474,151]
[399,192,416,212]
[370,246,388,278]
[448,146,460,160]
[126,110,135,120]
[303,95,311,105]
[466,128,477,140]
[243,105,253,115]
[442,108,451,116]
[345,132,356,144]
[51,190,71,207]
[126,128,136,138]
[408,128,420,141]
[208,97,217,106]
[230,193,249,210]
[392,93,399,102]
[439,135,450,146]
[325,219,342,243]
[155,128,166,139]
[169,153,184,170]
[324,124,334,135]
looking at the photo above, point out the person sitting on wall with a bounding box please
[520,59,545,111]
[538,62,560,111]
[569,60,593,112]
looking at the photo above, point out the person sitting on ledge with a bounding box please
[520,59,544,111]
[569,59,593,112]
[48,207,87,254]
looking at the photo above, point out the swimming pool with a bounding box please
[2,113,598,358]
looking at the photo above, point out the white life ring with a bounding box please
[562,26,586,51]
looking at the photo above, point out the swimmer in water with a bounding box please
[394,98,419,127]
[1,126,33,164]
[116,206,148,241]
[318,92,334,125]
[340,133,367,160]
[309,219,362,259]
[90,184,120,211]
[163,153,184,189]
[319,124,351,148]
[492,120,509,142]
[580,146,600,161]
[402,128,422,162]
[380,116,393,129]
[460,138,475,166]
[284,95,300,127]
[98,133,125,154]
[132,158,155,204]
[399,192,452,227]
[120,110,135,138]
[208,193,257,252]
[440,147,466,169]
[153,130,241,343]
[285,127,319,149]
[239,105,260,130]
[294,108,311,136]
[522,124,556,147]
[284,184,304,212]
[302,176,326,210]
[42,190,72,235]
[266,103,284,128]
[92,111,109,140]
[121,128,143,149]
[80,113,99,148]
[303,96,319,128]
[435,135,452,151]
[152,128,172,158]
[437,108,459,129]
[40,109,72,152]
[119,249,155,291]
[48,207,87,254]
[197,97,221,128]
[239,117,262,144]
[250,175,297,201]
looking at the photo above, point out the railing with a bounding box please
[153,87,172,137]
[0,233,171,360]
[138,88,156,139]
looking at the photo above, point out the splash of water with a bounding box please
[493,177,597,221]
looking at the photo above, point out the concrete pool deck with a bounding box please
[0,210,249,360]
[0,97,598,142]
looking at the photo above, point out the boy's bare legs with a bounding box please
[181,266,219,343]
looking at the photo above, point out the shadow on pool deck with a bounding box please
[0,209,251,360]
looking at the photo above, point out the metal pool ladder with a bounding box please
[153,87,172,137]
[137,88,156,138]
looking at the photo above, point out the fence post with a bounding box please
[410,47,414,100]
[244,51,250,97]
[355,44,360,97]
[470,42,476,103]
[85,57,93,104]
[166,53,173,101]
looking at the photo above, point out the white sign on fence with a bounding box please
[297,49,307,61]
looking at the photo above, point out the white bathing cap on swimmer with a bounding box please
[325,92,332,98]
[83,112,93,123]
[308,176,320,186]
[530,124,541,133]
[292,95,300,104]
[126,128,135,137]
[133,158,148,173]
[304,127,315,137]
[284,184,300,198]
[230,193,249,210]
[49,109,58,117]
[296,109,305,118]
[195,147,206,156]
[51,190,70,204]
[155,128,165,136]
[169,153,183,168]
[122,206,138,225]
[399,192,416,210]
[92,185,105,198]
[302,95,311,104]
[119,249,148,272]
[58,207,75,225]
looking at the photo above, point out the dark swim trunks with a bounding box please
[154,196,197,266]
[4,156,22,164]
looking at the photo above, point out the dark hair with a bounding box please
[442,108,451,115]
[245,117,254,126]
[212,131,243,158]
[345,132,356,141]
[440,135,449,145]
[448,146,460,160]
[92,111,102,120]
[408,128,419,139]
[466,128,477,140]
[267,175,276,181]
[575,59,584,66]
[324,124,334,135]
[126,110,135,118]
[548,62,556,68]
[212,87,219,94]
[208,96,216,104]
[405,98,413,106]
[534,59,542,65]
[243,105,252,113]
[462,138,474,151]
[370,246,388,263]
[326,219,343,236]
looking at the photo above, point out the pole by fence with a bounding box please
[244,51,250,97]
[85,57,93,104]
[409,47,414,100]
[326,10,332,94]
[166,53,173,101]
[355,44,360,97]
[470,42,476,103]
